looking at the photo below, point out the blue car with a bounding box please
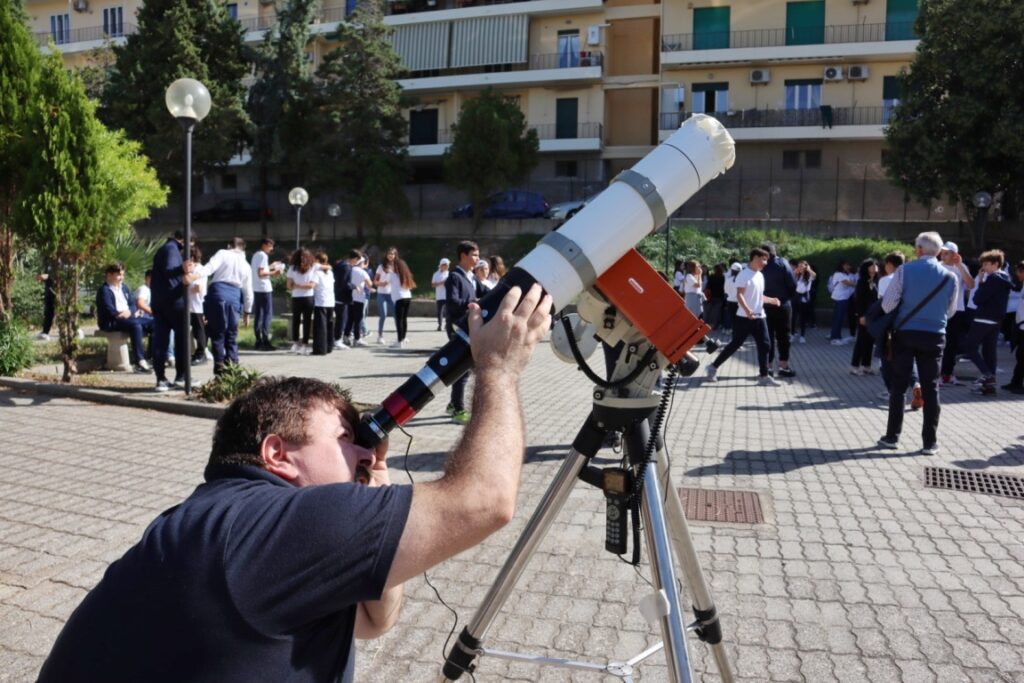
[452,190,549,219]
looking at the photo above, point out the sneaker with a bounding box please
[171,378,185,389]
[137,359,151,372]
[971,379,997,396]
[451,409,471,425]
[34,332,50,341]
[877,390,890,400]
[133,364,150,374]
[204,348,213,360]
[843,336,855,345]
[300,345,312,356]
[333,340,349,350]
[910,386,924,410]
[798,336,806,344]
[830,339,845,346]
[191,356,208,366]
[778,367,796,378]
[849,366,863,376]
[877,436,899,449]
[861,367,877,376]
[377,335,387,345]
[354,339,368,347]
[436,325,442,332]
[154,379,173,392]
[705,339,719,354]
[939,375,960,387]
[705,364,718,382]
[920,444,940,456]
[757,375,781,386]
[445,404,457,416]
[390,341,403,349]
[289,343,301,354]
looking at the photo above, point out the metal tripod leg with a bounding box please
[657,447,735,682]
[441,449,590,681]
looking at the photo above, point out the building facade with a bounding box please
[25,0,932,221]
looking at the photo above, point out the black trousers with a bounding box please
[886,330,944,447]
[1010,325,1024,387]
[42,286,55,334]
[344,301,365,341]
[965,320,999,378]
[312,306,334,355]
[333,302,350,341]
[850,323,875,367]
[765,303,792,364]
[394,298,411,342]
[712,316,770,377]
[290,296,314,344]
[793,299,813,336]
[436,300,446,329]
[190,312,206,361]
[940,310,968,377]
[152,303,189,382]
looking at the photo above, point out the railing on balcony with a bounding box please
[34,22,137,47]
[530,121,602,140]
[406,50,603,79]
[408,128,454,146]
[386,0,530,16]
[659,107,886,131]
[237,15,278,32]
[662,21,917,52]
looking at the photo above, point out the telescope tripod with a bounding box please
[441,342,734,682]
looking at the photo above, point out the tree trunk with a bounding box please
[52,258,80,383]
[0,223,13,322]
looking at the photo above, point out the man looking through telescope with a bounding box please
[38,284,553,683]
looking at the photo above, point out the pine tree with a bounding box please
[247,0,318,232]
[100,0,252,191]
[304,1,410,240]
[0,0,41,321]
[444,88,539,229]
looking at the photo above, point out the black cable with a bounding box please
[561,316,658,389]
[626,362,679,508]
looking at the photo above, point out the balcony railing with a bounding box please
[659,107,886,130]
[530,121,602,140]
[34,22,137,47]
[662,21,917,52]
[406,50,603,79]
[409,128,455,146]
[386,0,528,16]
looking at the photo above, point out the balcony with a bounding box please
[34,23,136,53]
[408,121,602,156]
[659,107,888,141]
[384,0,603,22]
[387,0,525,14]
[398,51,602,92]
[662,22,918,66]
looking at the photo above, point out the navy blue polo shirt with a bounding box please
[38,464,413,682]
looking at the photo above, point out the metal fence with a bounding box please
[662,21,917,52]
[660,107,889,131]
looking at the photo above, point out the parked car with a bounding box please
[545,194,599,222]
[192,198,272,223]
[452,190,549,219]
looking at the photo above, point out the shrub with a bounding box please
[191,364,264,403]
[0,319,35,376]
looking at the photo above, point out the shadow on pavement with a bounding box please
[685,446,924,477]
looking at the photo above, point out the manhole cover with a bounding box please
[678,488,764,524]
[923,467,1024,500]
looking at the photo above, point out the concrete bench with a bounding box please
[93,330,132,371]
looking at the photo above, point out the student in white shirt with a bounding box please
[250,238,283,351]
[723,262,742,332]
[473,260,494,292]
[286,248,317,354]
[827,260,857,344]
[344,254,375,347]
[373,247,398,344]
[389,257,416,348]
[793,261,816,343]
[682,260,703,318]
[310,252,336,356]
[187,246,208,366]
[194,237,254,372]
[1005,260,1024,394]
[431,258,450,332]
[706,248,781,385]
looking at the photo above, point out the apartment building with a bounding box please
[24,0,923,220]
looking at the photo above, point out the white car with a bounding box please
[545,194,597,222]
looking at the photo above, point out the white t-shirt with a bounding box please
[251,251,274,294]
[878,272,896,299]
[388,271,412,300]
[734,267,766,318]
[350,267,370,304]
[724,273,739,302]
[374,265,392,296]
[188,274,207,314]
[109,283,129,313]
[944,263,968,313]
[477,279,495,292]
[828,272,856,301]
[1006,278,1020,315]
[314,268,335,308]
[287,266,316,298]
[673,270,685,292]
[966,272,981,310]
[432,269,449,301]
[683,273,701,295]
[795,275,815,301]
[135,284,151,309]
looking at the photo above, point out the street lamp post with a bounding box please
[289,187,309,251]
[972,191,992,252]
[328,203,341,241]
[165,78,212,396]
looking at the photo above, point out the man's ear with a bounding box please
[261,434,299,483]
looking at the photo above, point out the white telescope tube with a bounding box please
[517,113,735,310]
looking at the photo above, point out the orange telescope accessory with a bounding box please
[595,249,709,364]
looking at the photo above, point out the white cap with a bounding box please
[474,260,489,270]
[439,257,450,266]
[730,262,742,271]
[942,241,958,253]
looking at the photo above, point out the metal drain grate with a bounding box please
[923,467,1024,500]
[678,488,764,524]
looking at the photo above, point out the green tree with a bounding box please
[100,0,251,191]
[302,1,410,240]
[18,52,166,382]
[0,0,40,321]
[884,0,1024,231]
[247,0,317,233]
[444,88,539,229]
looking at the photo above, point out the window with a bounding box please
[50,14,70,45]
[409,109,439,145]
[693,7,730,50]
[555,160,578,178]
[225,3,238,19]
[782,150,821,170]
[222,174,238,190]
[103,7,123,36]
[691,82,728,114]
[556,98,578,139]
[785,1,825,46]
[558,30,580,68]
[784,79,821,110]
[885,0,918,40]
[660,83,685,129]
[882,75,901,123]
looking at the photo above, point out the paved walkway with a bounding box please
[2,318,1023,682]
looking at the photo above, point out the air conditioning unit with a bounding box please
[823,65,844,81]
[72,0,88,12]
[749,68,771,85]
[848,64,869,80]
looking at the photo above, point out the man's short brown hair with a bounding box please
[209,377,359,468]
[979,249,1005,268]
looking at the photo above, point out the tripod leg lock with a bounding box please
[441,627,482,680]
[692,605,723,645]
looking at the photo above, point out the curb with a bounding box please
[0,377,225,420]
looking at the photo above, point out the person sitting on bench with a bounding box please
[96,262,152,373]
